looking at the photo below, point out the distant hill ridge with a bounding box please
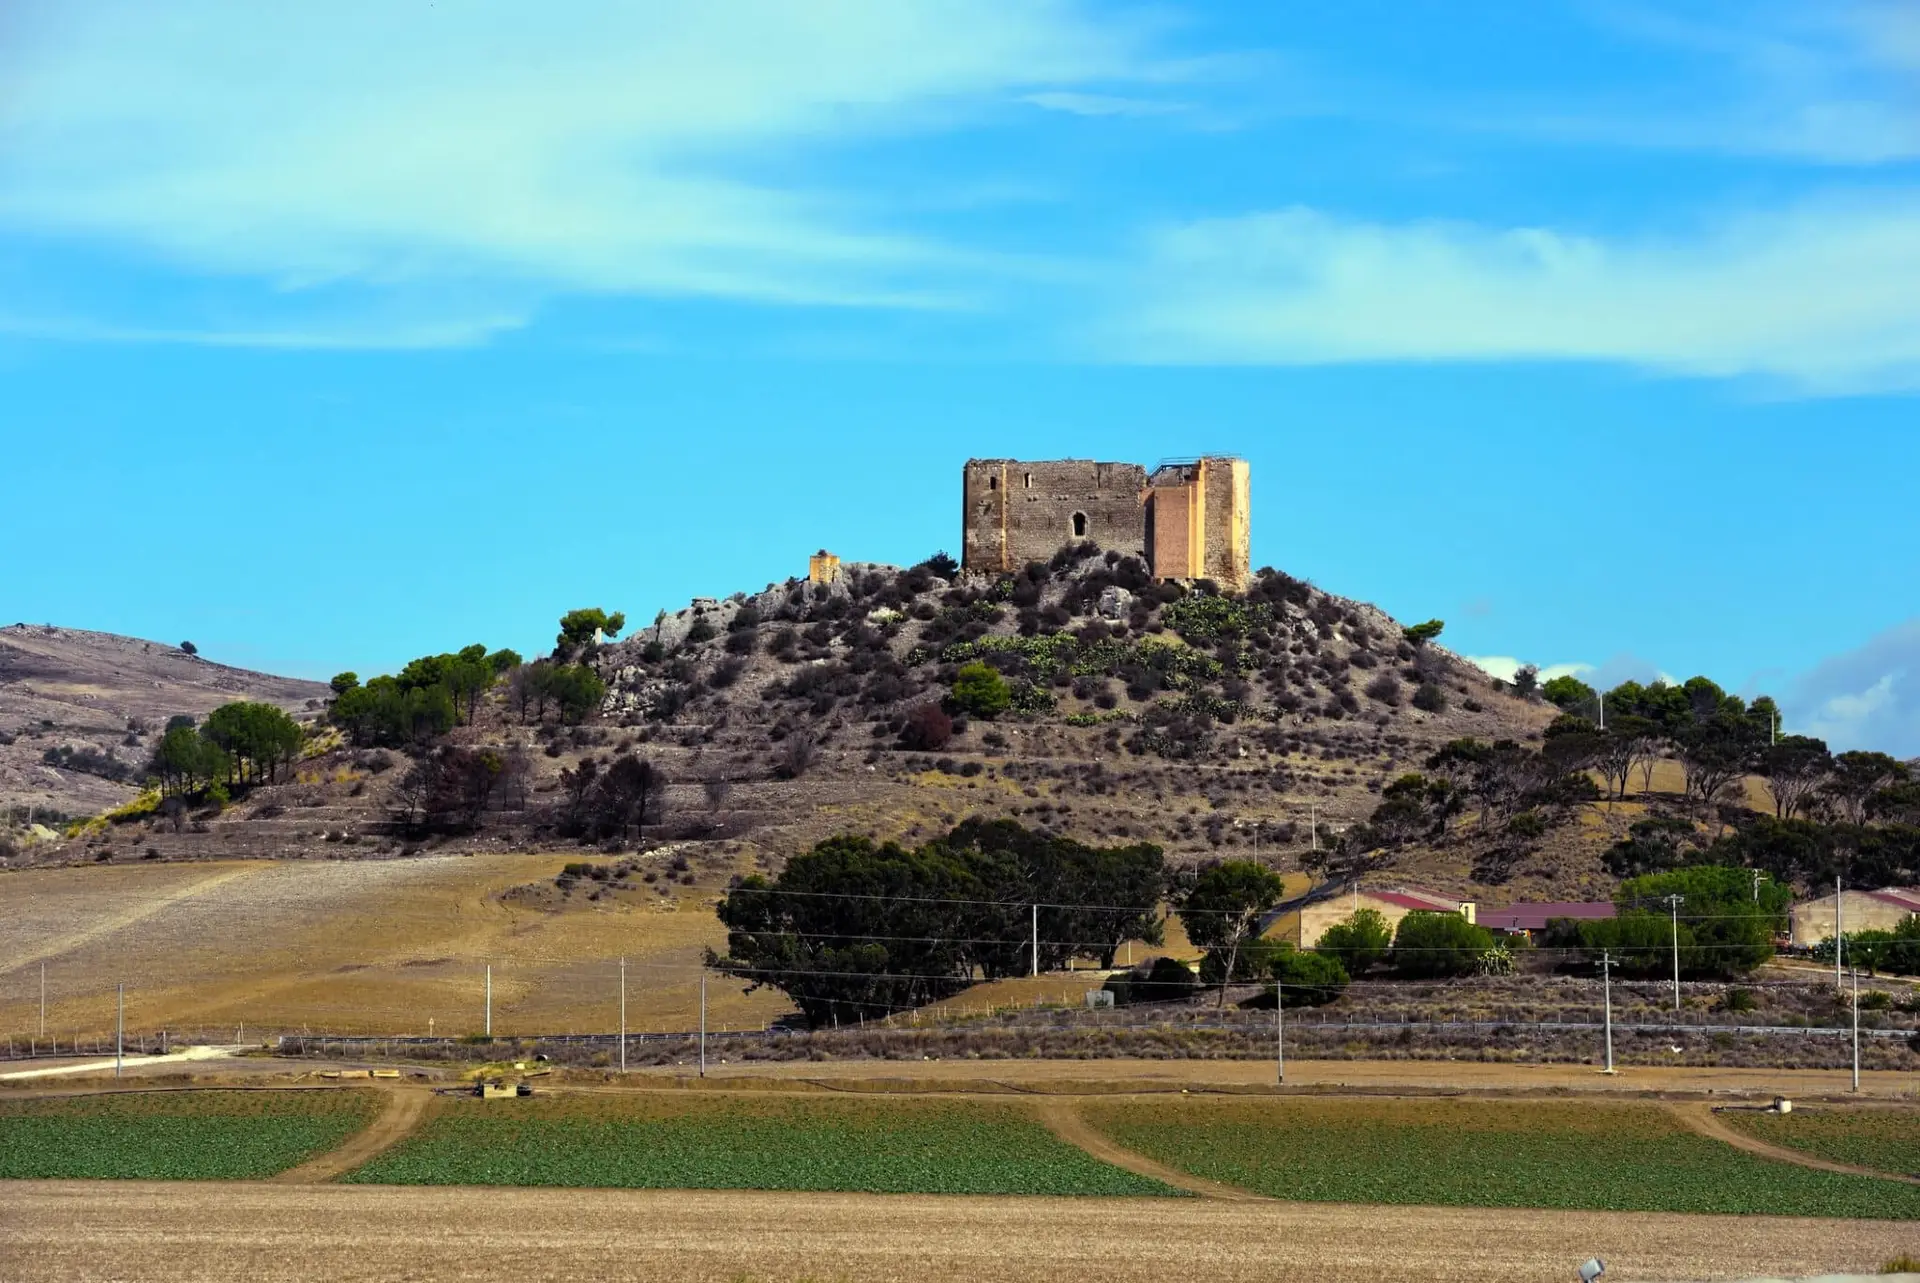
[0,623,328,818]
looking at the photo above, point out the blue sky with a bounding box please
[2,1,1916,754]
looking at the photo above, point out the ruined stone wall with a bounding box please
[962,459,1148,574]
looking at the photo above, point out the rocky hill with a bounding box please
[0,624,329,820]
[10,552,1636,901]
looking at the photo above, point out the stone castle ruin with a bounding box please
[962,456,1250,591]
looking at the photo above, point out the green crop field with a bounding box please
[1082,1097,1920,1219]
[1726,1107,1920,1179]
[346,1092,1179,1195]
[0,1089,377,1180]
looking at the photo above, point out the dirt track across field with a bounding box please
[1667,1101,1920,1185]
[4,1182,1911,1283]
[1031,1098,1261,1200]
[272,1086,429,1184]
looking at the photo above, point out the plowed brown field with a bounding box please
[3,1182,1910,1283]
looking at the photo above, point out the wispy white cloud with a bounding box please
[1466,652,1683,691]
[1096,195,1920,392]
[1022,91,1188,118]
[1784,618,1920,756]
[1542,1,1920,164]
[0,0,1155,331]
[1465,656,1592,685]
[0,311,525,351]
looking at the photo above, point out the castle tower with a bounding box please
[1144,457,1250,592]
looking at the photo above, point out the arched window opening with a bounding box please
[1071,512,1088,538]
[987,475,998,491]
[1024,472,1033,489]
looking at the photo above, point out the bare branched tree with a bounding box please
[774,731,819,780]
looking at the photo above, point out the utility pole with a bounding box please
[39,963,46,1040]
[1030,903,1039,978]
[1835,879,1844,993]
[1310,800,1317,853]
[115,983,124,1079]
[485,965,492,1038]
[619,957,627,1074]
[1600,952,1616,1074]
[1665,894,1685,1012]
[699,972,708,1079]
[1752,870,1762,905]
[1597,690,1605,732]
[1851,965,1861,1094]
[1275,977,1285,1084]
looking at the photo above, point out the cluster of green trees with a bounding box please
[1309,736,1602,885]
[714,833,1547,1028]
[1815,916,1920,977]
[1607,810,1920,890]
[710,820,1166,1027]
[1536,673,1909,823]
[332,608,625,748]
[148,702,305,796]
[1558,865,1790,978]
[1112,899,1506,1010]
[1120,941,1353,1009]
[329,644,520,748]
[506,660,606,724]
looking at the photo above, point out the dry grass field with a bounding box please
[0,854,792,1040]
[6,1182,1914,1283]
[0,856,1320,1044]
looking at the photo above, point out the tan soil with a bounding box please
[1668,1101,1920,1185]
[1031,1098,1262,1200]
[0,623,328,815]
[272,1086,430,1184]
[0,854,790,1038]
[4,1182,1910,1283]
